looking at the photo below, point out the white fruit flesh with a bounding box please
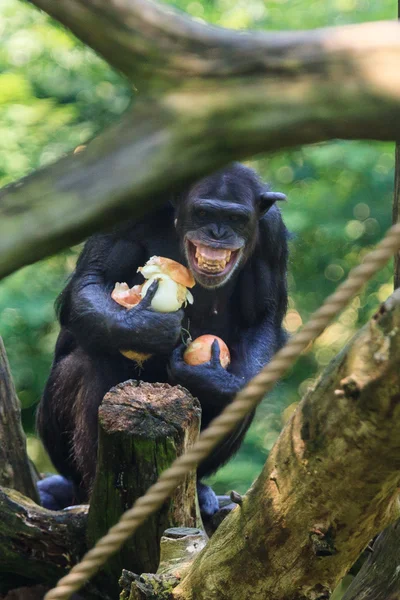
[141,274,193,312]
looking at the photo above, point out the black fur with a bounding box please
[37,163,288,515]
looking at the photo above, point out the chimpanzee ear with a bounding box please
[259,191,287,217]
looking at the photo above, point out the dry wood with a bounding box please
[0,338,39,502]
[174,291,400,600]
[87,381,201,596]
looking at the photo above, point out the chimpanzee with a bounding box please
[37,162,288,516]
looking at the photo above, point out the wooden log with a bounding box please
[0,338,39,502]
[87,381,202,595]
[0,488,89,595]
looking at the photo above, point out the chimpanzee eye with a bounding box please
[197,209,207,218]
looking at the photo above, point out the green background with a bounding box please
[0,0,395,498]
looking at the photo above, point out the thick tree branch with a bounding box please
[2,17,400,279]
[0,488,88,594]
[0,338,39,503]
[27,0,400,91]
[174,291,400,600]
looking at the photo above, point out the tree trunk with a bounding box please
[87,381,201,596]
[174,291,400,600]
[0,338,39,503]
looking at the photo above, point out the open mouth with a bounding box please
[186,239,241,282]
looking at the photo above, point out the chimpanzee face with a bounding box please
[182,198,256,289]
[175,164,285,289]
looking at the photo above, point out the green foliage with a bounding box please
[0,0,395,515]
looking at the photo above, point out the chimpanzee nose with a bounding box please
[207,224,226,240]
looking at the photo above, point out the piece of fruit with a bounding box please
[111,256,195,313]
[111,282,143,309]
[183,335,230,369]
[111,257,196,364]
[138,256,195,313]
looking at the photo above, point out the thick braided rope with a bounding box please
[45,221,400,600]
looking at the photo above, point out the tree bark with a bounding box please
[119,527,208,600]
[393,145,400,288]
[173,290,400,600]
[0,338,39,503]
[0,488,88,595]
[87,381,201,596]
[342,522,400,600]
[3,6,400,278]
[157,528,208,579]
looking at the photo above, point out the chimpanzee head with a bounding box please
[174,163,286,289]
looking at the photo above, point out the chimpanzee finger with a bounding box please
[139,280,159,308]
[210,338,221,366]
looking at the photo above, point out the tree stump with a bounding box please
[119,527,208,600]
[87,381,202,594]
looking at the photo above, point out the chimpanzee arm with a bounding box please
[169,314,284,486]
[60,233,183,356]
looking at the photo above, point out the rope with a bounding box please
[44,221,400,600]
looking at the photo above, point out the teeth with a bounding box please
[194,244,233,273]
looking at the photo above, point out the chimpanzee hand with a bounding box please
[124,281,184,355]
[168,340,244,401]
